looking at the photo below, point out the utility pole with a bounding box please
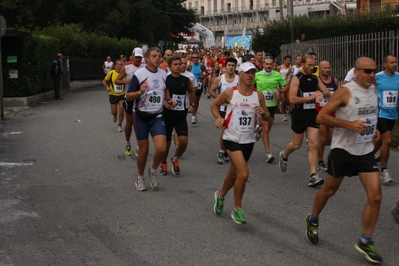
[287,0,294,42]
[279,0,284,21]
[0,15,7,121]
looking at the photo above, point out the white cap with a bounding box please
[239,62,257,72]
[132,47,143,57]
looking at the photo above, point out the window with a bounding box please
[201,6,204,15]
[227,3,231,12]
[250,0,254,10]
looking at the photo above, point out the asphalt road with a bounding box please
[0,86,398,266]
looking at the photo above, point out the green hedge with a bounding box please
[3,24,140,97]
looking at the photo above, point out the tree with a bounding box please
[0,0,197,46]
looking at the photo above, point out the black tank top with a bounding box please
[295,72,319,112]
[320,76,337,93]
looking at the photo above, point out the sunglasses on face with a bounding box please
[356,68,377,74]
[192,57,199,59]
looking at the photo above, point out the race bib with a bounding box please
[263,91,275,105]
[383,91,398,107]
[356,115,377,144]
[145,91,163,110]
[303,92,316,109]
[171,94,185,111]
[220,104,226,112]
[114,84,124,93]
[232,108,255,132]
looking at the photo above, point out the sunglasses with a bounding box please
[264,55,274,59]
[356,68,377,74]
[192,57,199,59]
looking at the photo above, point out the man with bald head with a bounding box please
[306,57,383,264]
[160,49,173,73]
[316,61,339,172]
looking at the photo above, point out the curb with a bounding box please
[3,80,103,108]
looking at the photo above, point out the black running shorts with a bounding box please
[327,148,379,177]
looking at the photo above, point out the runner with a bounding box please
[209,57,239,164]
[277,55,292,121]
[316,61,339,172]
[373,54,399,183]
[102,59,125,132]
[211,62,271,224]
[202,51,214,99]
[253,51,264,72]
[125,47,175,191]
[187,52,209,124]
[278,54,330,187]
[306,57,383,264]
[115,47,146,156]
[159,56,195,176]
[254,54,287,163]
[102,56,113,75]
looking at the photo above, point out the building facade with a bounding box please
[183,0,353,47]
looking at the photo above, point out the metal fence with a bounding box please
[279,30,399,81]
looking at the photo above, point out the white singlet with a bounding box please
[331,81,378,155]
[223,87,259,144]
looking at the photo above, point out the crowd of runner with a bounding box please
[102,47,399,264]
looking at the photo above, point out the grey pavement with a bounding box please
[0,86,399,265]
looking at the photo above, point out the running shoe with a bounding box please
[317,161,328,172]
[148,168,159,190]
[207,93,211,99]
[222,152,229,163]
[266,153,274,163]
[117,125,122,132]
[171,157,180,175]
[191,116,198,124]
[282,114,287,121]
[134,146,139,157]
[159,162,168,176]
[217,151,225,164]
[125,144,132,156]
[374,153,380,162]
[354,240,383,264]
[392,194,399,224]
[305,213,319,244]
[135,178,146,191]
[231,208,246,224]
[380,169,392,183]
[254,125,262,141]
[279,151,287,172]
[214,191,224,215]
[308,173,324,187]
[113,115,117,122]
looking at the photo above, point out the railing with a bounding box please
[279,30,399,81]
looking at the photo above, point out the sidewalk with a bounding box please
[3,80,102,108]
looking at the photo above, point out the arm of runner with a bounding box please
[317,78,331,98]
[257,91,271,121]
[209,76,221,98]
[210,89,233,128]
[102,76,111,92]
[164,90,176,109]
[115,66,129,85]
[125,76,146,101]
[187,81,196,112]
[316,87,366,133]
[288,76,322,104]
